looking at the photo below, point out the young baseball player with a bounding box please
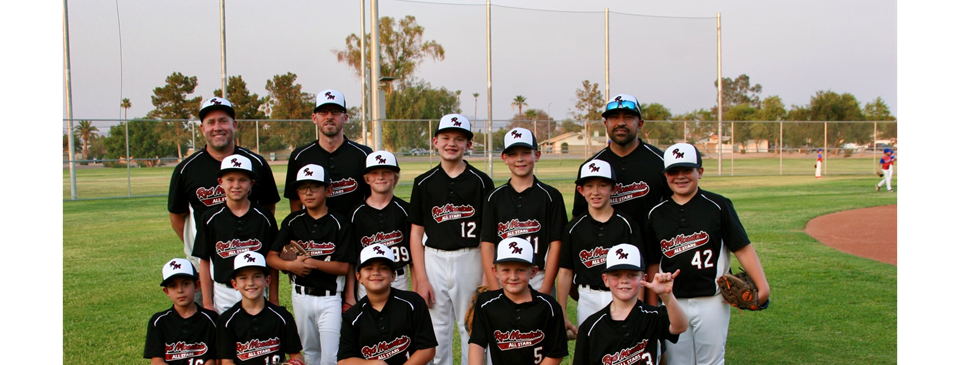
[468,237,568,365]
[558,159,644,338]
[193,154,279,314]
[408,113,494,365]
[815,148,824,178]
[217,251,305,365]
[572,244,687,365]
[338,243,438,365]
[481,127,567,295]
[348,151,413,300]
[144,258,219,365]
[266,164,355,365]
[644,142,770,365]
[876,148,896,192]
[285,89,372,215]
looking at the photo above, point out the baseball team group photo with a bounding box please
[60,1,899,364]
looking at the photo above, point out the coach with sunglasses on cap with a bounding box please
[572,94,671,299]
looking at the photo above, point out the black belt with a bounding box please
[396,268,405,276]
[294,285,336,297]
[580,284,610,292]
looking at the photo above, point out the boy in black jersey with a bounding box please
[144,258,219,365]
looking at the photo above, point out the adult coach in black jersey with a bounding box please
[169,97,280,275]
[571,93,668,229]
[285,89,372,215]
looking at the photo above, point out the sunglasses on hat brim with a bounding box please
[604,99,641,114]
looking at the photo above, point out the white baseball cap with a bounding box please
[602,94,642,118]
[358,243,397,269]
[435,113,473,140]
[231,251,269,279]
[603,243,644,273]
[494,237,535,265]
[663,143,702,172]
[199,96,235,121]
[503,127,537,152]
[315,89,347,112]
[294,164,330,188]
[218,154,255,177]
[160,258,199,286]
[364,150,401,174]
[575,159,617,186]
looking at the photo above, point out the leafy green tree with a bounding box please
[638,103,682,144]
[264,72,316,150]
[864,96,896,140]
[213,75,267,149]
[508,109,553,143]
[73,120,99,160]
[559,119,583,134]
[147,72,202,159]
[120,98,131,119]
[808,90,871,148]
[673,108,715,144]
[714,74,763,109]
[335,15,444,86]
[383,80,459,151]
[573,80,605,138]
[103,119,176,167]
[752,96,787,152]
[491,127,509,151]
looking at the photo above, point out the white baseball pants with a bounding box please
[291,287,342,365]
[665,294,731,365]
[877,167,893,191]
[424,246,483,365]
[576,286,613,326]
[213,282,241,314]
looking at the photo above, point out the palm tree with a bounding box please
[511,95,528,119]
[74,120,99,160]
[120,98,131,120]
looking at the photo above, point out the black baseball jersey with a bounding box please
[468,288,568,365]
[143,305,219,365]
[168,146,281,227]
[572,302,679,365]
[349,197,412,268]
[643,189,750,298]
[338,289,438,364]
[271,210,354,291]
[192,204,278,284]
[572,140,669,227]
[481,178,567,270]
[284,139,372,215]
[217,301,302,364]
[559,210,643,288]
[408,162,494,250]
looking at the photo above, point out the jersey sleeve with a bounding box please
[641,217,660,269]
[407,177,425,226]
[192,212,212,259]
[653,305,681,344]
[559,221,574,269]
[142,314,164,359]
[283,152,302,201]
[467,297,490,347]
[332,217,356,264]
[216,316,236,360]
[720,198,751,252]
[571,328,591,365]
[411,295,439,351]
[253,157,281,206]
[543,299,570,359]
[168,165,188,214]
[337,310,363,361]
[271,216,292,252]
[625,216,646,271]
[546,187,568,243]
[479,190,498,244]
[281,309,304,355]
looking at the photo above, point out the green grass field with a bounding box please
[63,162,897,364]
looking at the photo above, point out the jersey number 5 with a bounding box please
[691,249,714,269]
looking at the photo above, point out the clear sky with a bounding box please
[59,0,896,129]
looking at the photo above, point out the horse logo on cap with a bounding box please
[170,261,182,270]
[614,95,624,107]
[325,91,336,100]
[589,163,600,173]
[671,148,685,159]
[303,168,313,177]
[373,246,386,255]
[231,158,242,167]
[375,155,387,164]
[451,117,462,127]
[616,248,628,260]
[509,241,523,254]
[511,130,523,139]
[244,253,256,263]
[210,98,222,105]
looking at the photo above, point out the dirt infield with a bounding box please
[805,205,897,265]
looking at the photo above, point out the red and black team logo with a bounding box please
[361,336,411,360]
[164,341,208,361]
[659,231,709,258]
[294,240,336,256]
[170,261,182,270]
[579,246,610,268]
[497,219,541,239]
[509,241,523,254]
[303,168,314,177]
[361,230,403,247]
[214,239,263,259]
[671,148,685,159]
[330,177,359,197]
[325,91,336,100]
[601,340,651,365]
[610,181,650,204]
[196,185,226,207]
[210,98,222,105]
[231,158,242,167]
[451,117,462,127]
[431,204,476,223]
[235,338,280,361]
[616,248,629,259]
[493,329,544,350]
[511,130,523,139]
[589,163,601,172]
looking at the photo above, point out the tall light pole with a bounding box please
[219,0,227,99]
[370,0,383,150]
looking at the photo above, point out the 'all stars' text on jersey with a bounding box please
[361,336,411,360]
[497,218,542,239]
[431,204,476,223]
[215,239,263,259]
[601,340,651,365]
[330,177,359,198]
[579,246,610,268]
[494,329,545,350]
[235,337,280,361]
[196,186,225,207]
[610,181,650,205]
[294,240,336,256]
[164,341,209,362]
[659,231,709,258]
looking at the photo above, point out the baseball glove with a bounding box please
[280,240,309,261]
[717,269,764,312]
[464,285,490,336]
[876,170,883,177]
